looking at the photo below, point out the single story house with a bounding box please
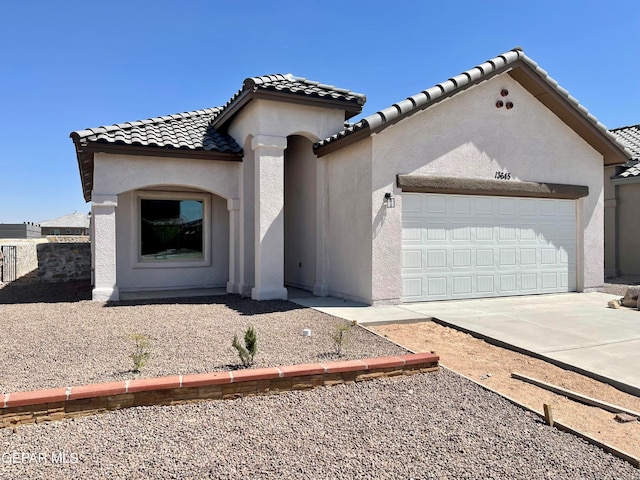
[605,124,640,277]
[71,47,631,304]
[39,211,90,236]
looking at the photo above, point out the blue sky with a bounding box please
[1,0,638,223]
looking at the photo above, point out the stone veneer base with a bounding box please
[1,353,439,428]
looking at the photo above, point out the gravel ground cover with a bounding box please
[2,369,639,479]
[0,282,406,393]
[604,278,640,297]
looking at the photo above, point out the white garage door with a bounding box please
[401,193,576,302]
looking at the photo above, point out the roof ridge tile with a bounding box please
[314,46,633,160]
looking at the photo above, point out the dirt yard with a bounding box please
[369,320,640,460]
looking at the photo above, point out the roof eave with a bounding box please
[315,58,632,164]
[315,60,516,157]
[612,175,640,185]
[507,64,630,166]
[72,140,243,202]
[212,89,364,130]
[314,125,372,157]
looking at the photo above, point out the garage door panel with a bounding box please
[452,225,471,241]
[521,273,538,291]
[427,250,447,269]
[499,198,518,215]
[475,197,494,215]
[476,275,495,293]
[453,196,472,214]
[426,196,447,213]
[453,276,473,295]
[475,249,494,267]
[498,249,517,267]
[402,277,423,299]
[426,224,447,241]
[401,193,576,302]
[519,248,537,266]
[427,277,448,296]
[402,250,423,270]
[403,195,422,213]
[453,250,472,268]
[402,221,423,242]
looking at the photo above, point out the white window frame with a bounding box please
[132,190,211,269]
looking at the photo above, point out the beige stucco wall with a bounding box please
[616,181,640,276]
[603,165,618,277]
[367,73,604,302]
[92,153,239,296]
[93,153,241,200]
[114,190,229,292]
[228,99,346,146]
[324,138,374,303]
[227,98,347,299]
[284,135,317,290]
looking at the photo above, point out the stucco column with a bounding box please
[314,156,329,296]
[91,194,119,301]
[227,198,241,294]
[251,134,288,301]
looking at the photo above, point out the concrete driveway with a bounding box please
[291,292,640,396]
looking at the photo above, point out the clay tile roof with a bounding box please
[211,73,366,128]
[70,107,243,202]
[70,107,241,153]
[610,124,640,178]
[314,47,632,164]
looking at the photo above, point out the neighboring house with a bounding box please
[605,124,640,277]
[39,212,90,236]
[71,47,631,304]
[0,223,41,239]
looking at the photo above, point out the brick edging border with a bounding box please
[1,353,439,428]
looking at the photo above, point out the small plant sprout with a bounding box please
[232,325,258,367]
[330,322,353,356]
[129,333,152,373]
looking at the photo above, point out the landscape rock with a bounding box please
[620,286,640,308]
[607,299,621,309]
[614,413,637,423]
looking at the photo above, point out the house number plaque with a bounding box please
[494,171,511,180]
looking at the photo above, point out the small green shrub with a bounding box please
[129,333,152,373]
[330,322,353,356]
[232,325,257,367]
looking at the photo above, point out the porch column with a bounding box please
[91,194,119,301]
[227,198,241,294]
[251,134,288,300]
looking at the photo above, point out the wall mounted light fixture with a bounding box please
[385,192,396,208]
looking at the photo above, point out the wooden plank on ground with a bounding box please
[511,372,640,418]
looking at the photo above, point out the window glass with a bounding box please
[140,199,203,261]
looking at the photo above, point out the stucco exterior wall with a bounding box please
[92,153,238,296]
[324,138,373,303]
[228,100,346,146]
[370,73,605,301]
[114,190,229,292]
[284,135,317,290]
[93,153,240,200]
[239,138,256,295]
[603,165,618,277]
[616,182,640,276]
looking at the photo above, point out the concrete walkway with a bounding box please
[290,292,640,397]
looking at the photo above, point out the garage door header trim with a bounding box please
[396,175,588,199]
